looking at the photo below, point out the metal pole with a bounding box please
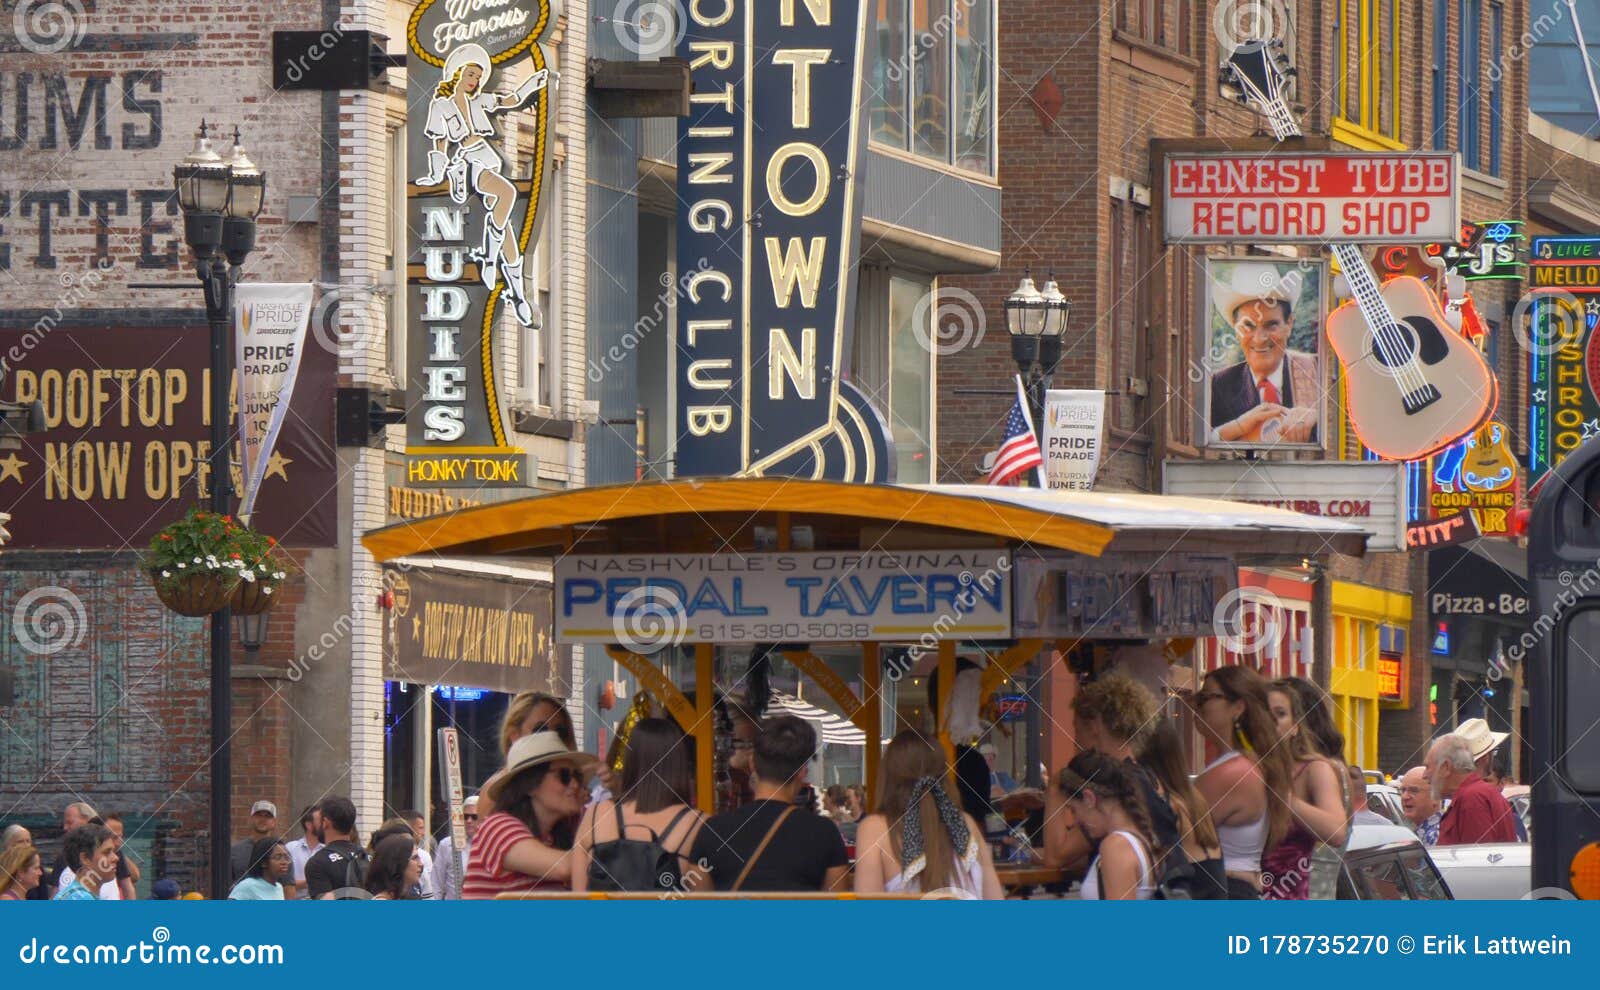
[1022,364,1046,789]
[204,258,235,899]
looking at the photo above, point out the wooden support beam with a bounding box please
[695,644,715,814]
[604,646,696,732]
[979,638,1049,698]
[783,651,869,731]
[862,643,881,807]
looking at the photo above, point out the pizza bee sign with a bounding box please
[404,0,556,487]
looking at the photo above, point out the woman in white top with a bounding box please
[1192,665,1295,899]
[1057,752,1160,900]
[415,43,550,327]
[854,731,1003,899]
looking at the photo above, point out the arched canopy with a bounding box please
[361,477,1368,563]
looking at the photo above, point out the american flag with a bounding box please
[988,375,1044,486]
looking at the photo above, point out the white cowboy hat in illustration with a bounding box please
[1212,262,1304,324]
[442,43,492,88]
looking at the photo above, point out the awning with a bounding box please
[360,477,1369,563]
[763,692,866,746]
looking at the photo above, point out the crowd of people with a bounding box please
[0,672,1524,902]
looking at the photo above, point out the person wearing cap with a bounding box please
[433,795,479,900]
[230,800,278,888]
[1425,733,1519,845]
[1207,262,1320,444]
[462,731,596,898]
[150,878,181,900]
[979,743,1018,799]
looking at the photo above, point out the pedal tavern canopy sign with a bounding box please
[674,0,895,481]
[404,0,556,488]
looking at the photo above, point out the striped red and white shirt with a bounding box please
[461,812,567,899]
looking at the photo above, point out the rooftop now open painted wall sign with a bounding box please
[404,0,556,488]
[674,0,894,481]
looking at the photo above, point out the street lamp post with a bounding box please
[173,122,265,898]
[1002,270,1070,791]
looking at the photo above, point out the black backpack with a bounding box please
[587,802,695,892]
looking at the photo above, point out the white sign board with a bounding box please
[1163,152,1460,244]
[234,283,314,519]
[1043,390,1105,491]
[436,727,467,900]
[1162,460,1406,552]
[556,550,1012,644]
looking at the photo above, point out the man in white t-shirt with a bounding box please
[283,806,323,899]
[432,795,479,900]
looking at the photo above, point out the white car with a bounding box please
[1427,843,1532,900]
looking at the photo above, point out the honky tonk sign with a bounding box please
[404,0,556,488]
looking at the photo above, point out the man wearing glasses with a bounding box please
[1398,766,1441,845]
[433,794,480,900]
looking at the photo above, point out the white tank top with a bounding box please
[1204,751,1270,873]
[884,851,987,899]
[1080,830,1156,901]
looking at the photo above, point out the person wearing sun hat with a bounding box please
[461,731,597,898]
[1207,261,1321,444]
[1454,717,1511,778]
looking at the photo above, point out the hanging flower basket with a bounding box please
[145,508,292,617]
[148,570,237,617]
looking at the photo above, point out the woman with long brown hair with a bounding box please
[1138,720,1228,898]
[1192,664,1293,899]
[0,843,41,900]
[853,731,1002,899]
[463,731,597,898]
[572,718,703,892]
[1261,678,1350,899]
[1057,752,1160,900]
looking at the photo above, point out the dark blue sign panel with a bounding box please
[404,0,555,488]
[674,0,893,482]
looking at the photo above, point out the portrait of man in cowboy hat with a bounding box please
[1203,259,1326,446]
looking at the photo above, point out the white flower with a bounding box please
[262,587,273,596]
[192,557,201,564]
[161,570,171,578]
[242,571,255,582]
[274,572,286,580]
[177,562,186,570]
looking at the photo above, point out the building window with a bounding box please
[1431,0,1448,150]
[888,275,935,481]
[1108,194,1153,432]
[1335,0,1401,146]
[1119,0,1189,53]
[1489,2,1504,175]
[524,167,562,410]
[869,0,994,175]
[1460,0,1482,169]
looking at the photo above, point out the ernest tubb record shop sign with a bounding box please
[404,0,557,489]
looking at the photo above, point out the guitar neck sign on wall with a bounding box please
[674,0,894,482]
[404,0,557,489]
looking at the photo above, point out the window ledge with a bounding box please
[1462,167,1509,198]
[1111,29,1199,85]
[1331,118,1405,152]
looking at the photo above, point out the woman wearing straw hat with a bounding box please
[415,43,550,327]
[462,731,597,898]
[1207,261,1321,445]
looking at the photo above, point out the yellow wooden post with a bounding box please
[696,643,714,814]
[937,638,956,766]
[862,642,881,809]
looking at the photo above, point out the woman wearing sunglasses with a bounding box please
[462,730,598,898]
[1191,665,1293,899]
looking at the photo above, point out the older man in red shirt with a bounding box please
[1425,733,1518,845]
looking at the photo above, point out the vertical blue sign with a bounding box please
[674,0,893,481]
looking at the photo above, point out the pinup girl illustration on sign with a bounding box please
[416,43,549,327]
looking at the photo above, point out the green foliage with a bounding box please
[145,508,290,589]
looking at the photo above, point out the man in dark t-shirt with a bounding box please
[688,716,848,892]
[302,797,368,899]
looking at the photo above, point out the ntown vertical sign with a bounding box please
[674,0,894,481]
[404,0,557,488]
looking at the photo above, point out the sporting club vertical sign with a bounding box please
[405,0,556,488]
[1529,236,1600,484]
[674,0,894,481]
